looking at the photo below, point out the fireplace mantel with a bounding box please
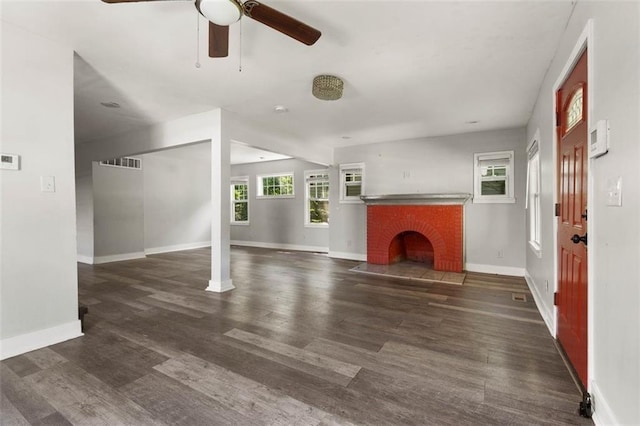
[360,193,471,205]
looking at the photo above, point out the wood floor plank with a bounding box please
[225,328,362,380]
[24,348,68,371]
[49,327,169,388]
[304,337,486,404]
[0,364,59,424]
[136,296,208,319]
[0,391,32,426]
[428,301,546,324]
[2,355,42,378]
[154,354,352,425]
[119,372,252,425]
[23,363,161,425]
[354,282,449,301]
[30,412,74,426]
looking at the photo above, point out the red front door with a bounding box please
[556,50,588,387]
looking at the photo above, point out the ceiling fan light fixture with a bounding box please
[196,0,242,26]
[312,75,343,101]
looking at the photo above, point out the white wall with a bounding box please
[143,143,212,253]
[526,3,639,425]
[330,128,527,273]
[75,172,94,262]
[92,162,145,261]
[0,22,81,359]
[230,158,329,251]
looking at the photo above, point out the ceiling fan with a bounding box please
[101,0,322,58]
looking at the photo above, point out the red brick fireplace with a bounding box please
[361,194,470,273]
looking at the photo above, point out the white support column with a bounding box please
[206,109,234,292]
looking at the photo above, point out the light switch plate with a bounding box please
[606,176,622,206]
[40,176,56,192]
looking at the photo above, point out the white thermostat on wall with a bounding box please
[1,153,20,170]
[589,120,609,158]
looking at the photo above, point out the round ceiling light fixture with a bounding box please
[312,75,343,101]
[196,0,242,26]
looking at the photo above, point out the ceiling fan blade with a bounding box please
[242,0,321,46]
[209,22,229,58]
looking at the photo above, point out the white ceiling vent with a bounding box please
[99,157,142,170]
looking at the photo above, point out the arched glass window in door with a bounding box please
[565,85,584,134]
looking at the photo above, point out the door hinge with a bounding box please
[554,292,559,306]
[555,203,561,217]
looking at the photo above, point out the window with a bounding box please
[527,133,541,256]
[305,170,329,226]
[257,173,294,198]
[565,85,584,134]
[231,177,249,224]
[340,163,365,203]
[473,151,515,203]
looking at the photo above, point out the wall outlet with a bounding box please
[40,176,56,192]
[497,250,504,258]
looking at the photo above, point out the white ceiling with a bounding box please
[1,0,575,160]
[230,141,291,165]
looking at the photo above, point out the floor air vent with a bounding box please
[512,293,527,302]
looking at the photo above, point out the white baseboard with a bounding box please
[591,381,618,426]
[93,252,146,265]
[231,240,328,253]
[206,279,235,293]
[1,320,83,360]
[77,255,94,265]
[145,241,211,255]
[524,271,555,336]
[328,251,367,262]
[465,263,526,277]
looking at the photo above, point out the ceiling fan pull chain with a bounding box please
[195,10,201,69]
[238,18,243,72]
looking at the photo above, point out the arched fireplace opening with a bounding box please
[388,231,434,268]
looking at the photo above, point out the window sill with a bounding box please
[305,223,329,229]
[472,197,516,204]
[257,195,295,199]
[528,240,542,258]
[339,198,364,204]
[231,222,250,226]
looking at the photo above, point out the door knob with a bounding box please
[571,233,588,246]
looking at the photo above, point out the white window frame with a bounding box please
[231,176,249,225]
[473,150,515,204]
[256,172,295,198]
[339,162,365,203]
[526,132,542,257]
[304,170,330,227]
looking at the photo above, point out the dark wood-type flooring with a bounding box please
[1,247,592,425]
